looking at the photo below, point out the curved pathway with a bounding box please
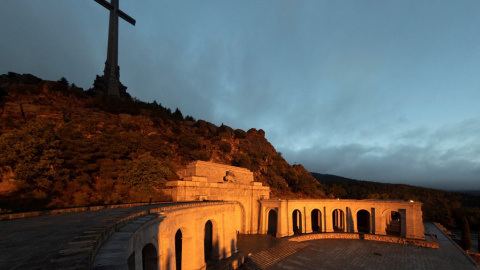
[0,203,180,270]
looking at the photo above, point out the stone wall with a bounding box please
[259,199,425,239]
[125,202,243,270]
[288,233,438,248]
[176,161,255,185]
[0,202,162,221]
[165,161,270,234]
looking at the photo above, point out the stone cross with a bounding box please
[93,0,135,97]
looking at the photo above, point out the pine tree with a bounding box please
[173,108,184,121]
[461,215,472,251]
[58,77,69,87]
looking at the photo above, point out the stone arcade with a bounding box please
[100,161,424,269]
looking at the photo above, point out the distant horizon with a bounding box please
[309,170,480,194]
[1,1,480,190]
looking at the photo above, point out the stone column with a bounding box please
[371,208,376,234]
[184,234,202,270]
[134,247,142,270]
[377,208,387,235]
[349,208,357,233]
[158,229,172,270]
[225,224,238,258]
[412,203,425,239]
[399,209,407,238]
[305,207,312,234]
[277,200,289,237]
[325,207,333,232]
[259,205,267,235]
[211,219,221,261]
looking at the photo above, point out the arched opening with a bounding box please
[267,209,278,236]
[292,209,302,234]
[386,211,401,235]
[142,243,158,270]
[357,210,370,233]
[332,209,345,232]
[175,229,182,270]
[311,209,322,232]
[204,220,213,261]
[127,252,135,270]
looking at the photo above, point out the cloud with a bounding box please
[2,1,480,191]
[280,118,480,190]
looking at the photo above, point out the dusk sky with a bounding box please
[1,1,480,191]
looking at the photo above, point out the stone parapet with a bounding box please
[288,233,438,248]
[48,201,237,269]
[0,201,167,221]
[164,180,270,234]
[176,160,254,185]
[166,161,270,234]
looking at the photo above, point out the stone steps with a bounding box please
[239,241,309,269]
[91,214,158,269]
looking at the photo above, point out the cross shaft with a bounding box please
[93,0,135,97]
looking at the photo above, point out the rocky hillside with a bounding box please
[0,73,327,212]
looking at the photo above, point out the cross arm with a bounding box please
[117,9,136,25]
[93,0,136,26]
[94,0,112,10]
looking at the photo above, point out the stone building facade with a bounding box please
[164,161,270,234]
[164,161,425,239]
[142,161,427,269]
[259,199,424,239]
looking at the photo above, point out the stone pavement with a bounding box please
[0,203,186,270]
[240,223,479,270]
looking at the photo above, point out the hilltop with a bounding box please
[0,73,326,212]
[1,72,478,231]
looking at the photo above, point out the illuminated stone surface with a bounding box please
[2,162,476,269]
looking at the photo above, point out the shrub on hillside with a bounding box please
[0,121,69,201]
[189,150,211,162]
[232,153,251,171]
[234,129,247,139]
[219,141,232,153]
[461,214,472,250]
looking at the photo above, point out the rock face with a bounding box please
[0,167,16,195]
[1,102,22,116]
[0,73,90,121]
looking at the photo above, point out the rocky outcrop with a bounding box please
[1,102,22,116]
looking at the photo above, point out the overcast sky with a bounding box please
[1,1,480,191]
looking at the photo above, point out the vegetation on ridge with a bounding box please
[0,73,326,212]
[0,73,478,232]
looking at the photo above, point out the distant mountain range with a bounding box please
[310,171,480,230]
[311,172,480,197]
[454,190,480,196]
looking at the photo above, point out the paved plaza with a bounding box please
[1,203,478,270]
[239,223,478,270]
